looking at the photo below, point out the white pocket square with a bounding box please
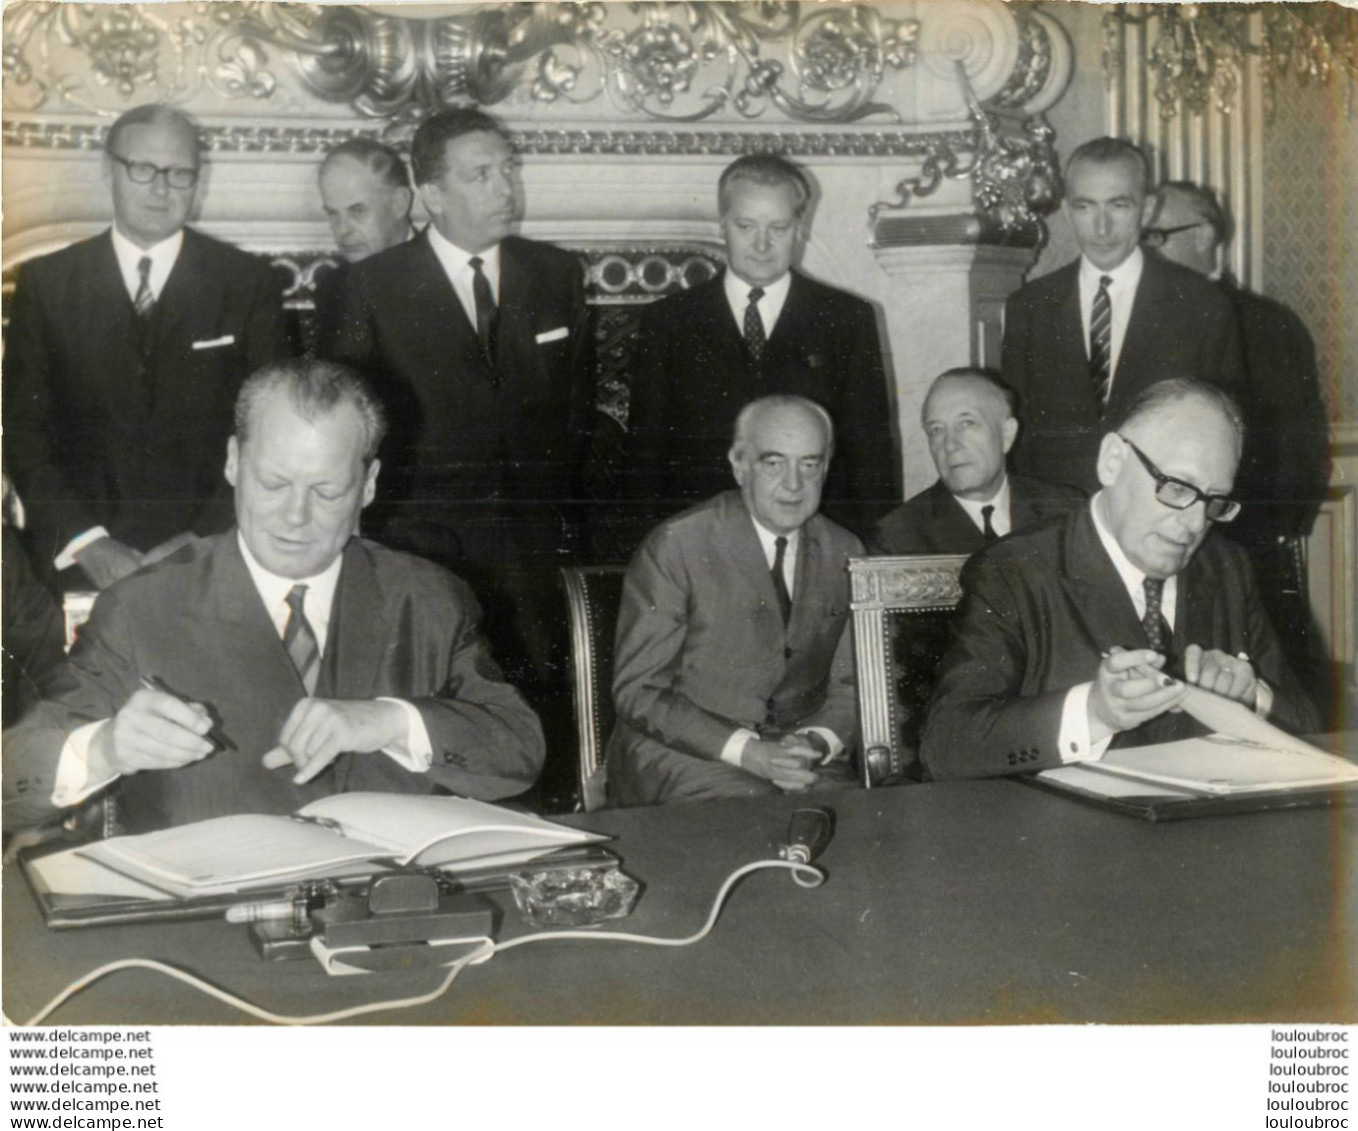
[535,326,569,344]
[191,335,236,351]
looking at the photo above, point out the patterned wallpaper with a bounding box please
[1263,78,1358,427]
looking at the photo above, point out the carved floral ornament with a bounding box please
[1,2,1071,240]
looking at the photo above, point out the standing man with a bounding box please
[313,138,415,344]
[608,396,861,806]
[4,359,545,834]
[869,368,1084,555]
[4,104,291,591]
[626,154,896,536]
[1145,181,1330,694]
[921,379,1317,781]
[1002,138,1243,494]
[323,108,596,705]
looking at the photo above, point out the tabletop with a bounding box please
[4,771,1355,1026]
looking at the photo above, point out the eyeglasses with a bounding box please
[1118,435,1240,522]
[111,154,198,190]
[1141,221,1205,249]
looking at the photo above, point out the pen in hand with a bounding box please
[138,675,235,751]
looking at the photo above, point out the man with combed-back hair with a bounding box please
[1001,137,1243,494]
[3,359,544,834]
[921,378,1317,781]
[608,395,862,806]
[4,103,290,592]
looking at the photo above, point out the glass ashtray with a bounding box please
[508,866,640,928]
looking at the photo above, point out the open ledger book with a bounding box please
[1035,684,1358,816]
[31,793,606,902]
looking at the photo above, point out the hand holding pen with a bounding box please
[87,675,226,779]
[1088,645,1188,743]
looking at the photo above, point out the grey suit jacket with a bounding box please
[606,491,861,802]
[868,475,1086,556]
[2,533,545,832]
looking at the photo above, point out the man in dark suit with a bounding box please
[3,360,544,834]
[625,154,896,536]
[608,395,861,806]
[323,108,595,702]
[3,104,290,591]
[869,368,1084,555]
[312,138,415,348]
[921,379,1317,781]
[1146,181,1331,699]
[1002,138,1243,494]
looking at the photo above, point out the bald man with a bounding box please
[869,368,1084,555]
[922,378,1317,781]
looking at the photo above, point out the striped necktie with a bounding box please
[1089,274,1113,410]
[744,286,767,363]
[283,584,320,696]
[133,255,156,321]
[469,255,497,364]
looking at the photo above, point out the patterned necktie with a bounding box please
[981,504,998,544]
[133,254,156,338]
[283,584,320,696]
[770,535,793,624]
[469,255,497,364]
[1142,577,1171,656]
[744,286,767,363]
[1089,274,1113,410]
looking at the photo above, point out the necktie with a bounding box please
[981,504,998,544]
[1089,274,1112,410]
[469,255,497,364]
[1142,577,1171,656]
[744,286,767,363]
[770,535,793,624]
[283,584,320,696]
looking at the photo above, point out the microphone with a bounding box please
[778,806,834,865]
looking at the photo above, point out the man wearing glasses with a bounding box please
[1001,137,1242,495]
[921,378,1318,781]
[4,104,289,592]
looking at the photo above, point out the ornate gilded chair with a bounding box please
[849,555,967,787]
[559,565,628,811]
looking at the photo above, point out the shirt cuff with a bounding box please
[1254,678,1274,718]
[55,527,110,572]
[720,728,760,767]
[1058,683,1112,764]
[377,698,433,772]
[51,720,121,808]
[797,726,845,764]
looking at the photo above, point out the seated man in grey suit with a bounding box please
[921,379,1318,781]
[4,359,544,834]
[608,395,861,806]
[869,368,1084,555]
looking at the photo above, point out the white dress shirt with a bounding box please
[1078,247,1144,392]
[954,477,1013,539]
[724,270,792,339]
[718,515,844,768]
[51,533,432,807]
[54,229,186,571]
[426,224,500,331]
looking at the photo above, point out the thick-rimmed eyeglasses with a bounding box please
[1118,435,1241,522]
[112,154,198,190]
[1141,221,1205,249]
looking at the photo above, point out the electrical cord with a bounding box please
[22,857,824,1027]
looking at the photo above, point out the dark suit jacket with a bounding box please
[626,270,897,533]
[920,505,1318,781]
[606,491,861,805]
[321,232,595,568]
[3,229,290,564]
[868,474,1086,556]
[1002,253,1243,493]
[1219,277,1329,542]
[2,533,545,833]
